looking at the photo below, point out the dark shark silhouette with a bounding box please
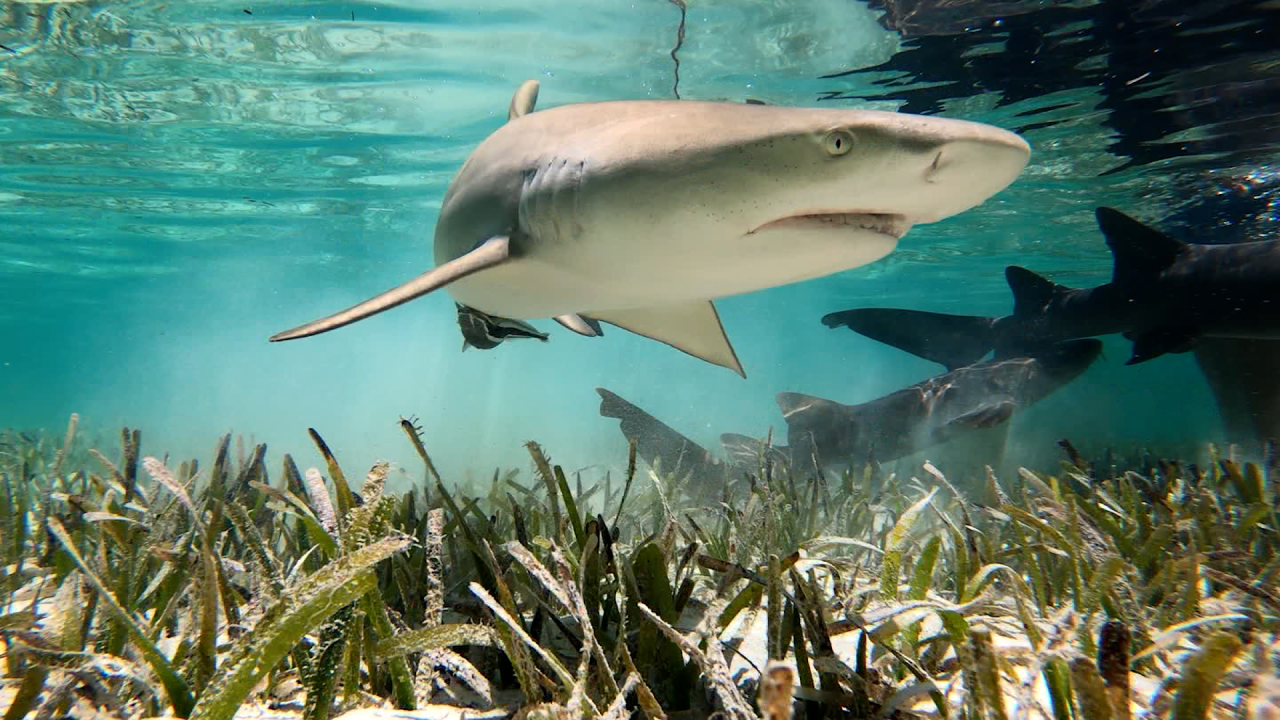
[595,339,1099,477]
[823,206,1280,445]
[595,387,734,484]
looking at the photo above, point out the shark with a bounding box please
[596,339,1099,478]
[595,387,737,486]
[824,207,1280,367]
[777,338,1101,467]
[822,206,1280,445]
[269,80,1031,376]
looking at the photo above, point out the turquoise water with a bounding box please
[2,0,1277,484]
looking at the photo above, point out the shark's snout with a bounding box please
[906,134,1030,222]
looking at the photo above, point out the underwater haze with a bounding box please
[2,0,1278,485]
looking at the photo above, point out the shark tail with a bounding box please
[596,387,718,481]
[596,387,647,430]
[822,308,998,370]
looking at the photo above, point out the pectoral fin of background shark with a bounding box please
[590,301,745,377]
[554,314,604,337]
[270,237,511,342]
[1124,325,1200,364]
[1194,338,1280,447]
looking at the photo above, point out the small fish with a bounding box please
[456,303,549,351]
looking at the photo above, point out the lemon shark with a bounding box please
[596,339,1100,479]
[822,206,1280,446]
[271,80,1030,376]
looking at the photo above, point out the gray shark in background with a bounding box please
[595,338,1100,477]
[776,338,1101,467]
[823,206,1280,444]
[269,80,1030,377]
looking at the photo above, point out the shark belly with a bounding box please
[445,213,901,319]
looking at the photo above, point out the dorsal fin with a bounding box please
[775,392,852,465]
[507,80,540,121]
[776,391,841,418]
[1095,206,1187,288]
[1006,266,1068,317]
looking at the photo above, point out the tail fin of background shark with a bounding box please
[596,387,723,481]
[822,308,997,370]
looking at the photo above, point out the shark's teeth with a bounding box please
[750,212,910,239]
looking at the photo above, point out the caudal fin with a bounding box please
[822,308,997,370]
[596,387,720,482]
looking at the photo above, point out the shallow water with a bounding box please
[2,0,1278,485]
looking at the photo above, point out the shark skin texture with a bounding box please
[271,80,1031,377]
[595,339,1099,482]
[823,206,1280,447]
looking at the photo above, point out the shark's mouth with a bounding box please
[748,212,910,239]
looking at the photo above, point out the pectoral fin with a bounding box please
[554,314,604,337]
[1125,326,1199,365]
[589,301,745,377]
[1194,338,1280,446]
[270,236,511,342]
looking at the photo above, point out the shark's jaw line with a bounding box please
[748,211,911,238]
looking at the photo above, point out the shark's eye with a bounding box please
[823,130,854,156]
